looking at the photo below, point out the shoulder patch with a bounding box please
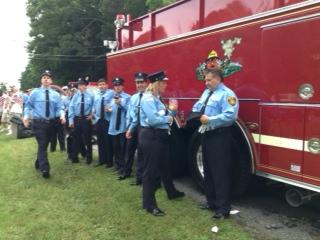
[228,96,237,106]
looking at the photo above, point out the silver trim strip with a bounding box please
[261,12,320,28]
[259,102,320,107]
[108,0,320,57]
[162,97,260,101]
[256,170,320,192]
[239,98,260,102]
[162,97,199,100]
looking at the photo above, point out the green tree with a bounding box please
[21,0,146,90]
[146,0,176,11]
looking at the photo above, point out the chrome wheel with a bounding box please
[196,146,204,178]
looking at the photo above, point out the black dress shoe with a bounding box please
[168,191,185,200]
[105,164,113,168]
[72,159,79,163]
[42,171,50,179]
[212,212,230,220]
[118,174,130,181]
[146,208,165,217]
[86,158,92,165]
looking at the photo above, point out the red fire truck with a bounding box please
[106,0,320,206]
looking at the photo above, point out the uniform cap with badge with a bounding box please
[77,77,89,86]
[41,70,53,78]
[112,77,124,86]
[134,72,148,82]
[147,71,168,83]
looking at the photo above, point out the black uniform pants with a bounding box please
[72,117,92,162]
[50,118,65,151]
[67,130,87,159]
[32,119,55,172]
[201,127,233,215]
[96,119,111,165]
[139,127,177,210]
[111,133,126,171]
[123,128,144,181]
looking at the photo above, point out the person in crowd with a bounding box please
[138,70,184,217]
[50,87,67,152]
[108,77,130,174]
[68,78,94,164]
[192,67,239,220]
[118,72,148,185]
[93,78,113,167]
[23,70,65,178]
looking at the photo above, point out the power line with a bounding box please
[32,53,105,58]
[30,57,105,62]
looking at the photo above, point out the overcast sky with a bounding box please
[0,0,30,88]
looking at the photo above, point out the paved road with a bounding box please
[174,177,320,240]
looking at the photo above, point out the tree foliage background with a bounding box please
[20,0,176,90]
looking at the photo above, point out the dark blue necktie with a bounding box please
[137,93,143,125]
[80,93,85,116]
[45,90,50,118]
[100,97,105,119]
[200,91,213,114]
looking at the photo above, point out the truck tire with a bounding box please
[188,125,252,197]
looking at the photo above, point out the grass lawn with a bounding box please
[0,133,253,240]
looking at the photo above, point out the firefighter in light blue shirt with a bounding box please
[118,72,148,184]
[107,77,130,174]
[23,70,65,179]
[93,78,113,167]
[68,78,94,164]
[138,71,184,217]
[192,67,238,220]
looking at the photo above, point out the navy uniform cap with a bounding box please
[147,71,168,83]
[77,77,88,86]
[41,70,53,78]
[134,72,148,81]
[112,77,124,86]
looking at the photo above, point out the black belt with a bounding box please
[75,115,89,120]
[140,126,168,133]
[204,126,232,136]
[33,119,55,124]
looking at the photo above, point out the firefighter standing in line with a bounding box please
[93,78,113,167]
[192,67,239,220]
[108,77,130,174]
[68,78,94,164]
[139,71,184,217]
[50,86,67,152]
[118,72,148,185]
[23,70,65,178]
[65,83,87,162]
